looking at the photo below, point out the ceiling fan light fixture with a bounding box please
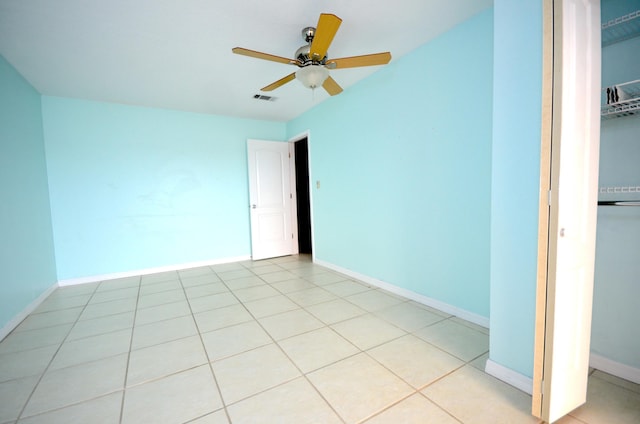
[295,65,329,90]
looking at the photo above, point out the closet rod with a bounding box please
[598,200,640,206]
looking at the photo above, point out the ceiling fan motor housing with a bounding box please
[296,26,327,66]
[295,45,327,66]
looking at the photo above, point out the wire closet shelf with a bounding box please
[598,186,640,206]
[601,80,640,120]
[601,10,640,119]
[601,9,640,46]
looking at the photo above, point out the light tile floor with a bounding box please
[1,255,639,423]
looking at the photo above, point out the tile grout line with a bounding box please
[416,391,466,424]
[416,363,470,424]
[13,282,101,422]
[5,258,635,424]
[118,275,143,424]
[301,305,448,423]
[338,303,489,422]
[353,388,464,424]
[180,265,234,424]
[223,258,474,423]
[353,330,470,423]
[283,266,488,423]
[212,262,299,413]
[6,257,589,424]
[590,373,640,395]
[417,355,524,424]
[7,258,632,424]
[6,259,471,423]
[216,260,349,423]
[407,316,490,362]
[213,258,456,422]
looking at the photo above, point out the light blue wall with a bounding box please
[592,0,640,370]
[489,0,542,378]
[288,9,494,319]
[0,55,57,329]
[42,97,285,280]
[601,0,640,22]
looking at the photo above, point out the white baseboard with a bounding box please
[313,259,490,329]
[483,355,640,396]
[590,353,640,384]
[485,359,534,394]
[57,255,252,286]
[0,283,58,341]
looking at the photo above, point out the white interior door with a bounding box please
[247,139,295,260]
[533,0,601,422]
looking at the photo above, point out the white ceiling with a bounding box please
[0,0,492,122]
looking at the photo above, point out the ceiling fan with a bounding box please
[232,13,392,96]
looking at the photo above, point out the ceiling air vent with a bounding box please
[253,94,276,101]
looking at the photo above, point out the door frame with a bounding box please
[288,130,315,261]
[532,0,554,415]
[246,133,314,261]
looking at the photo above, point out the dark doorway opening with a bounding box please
[294,138,312,254]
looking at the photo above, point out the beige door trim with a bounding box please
[532,0,555,417]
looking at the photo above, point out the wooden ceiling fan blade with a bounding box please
[261,72,296,91]
[232,47,297,65]
[309,14,342,61]
[327,52,392,69]
[322,76,343,96]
